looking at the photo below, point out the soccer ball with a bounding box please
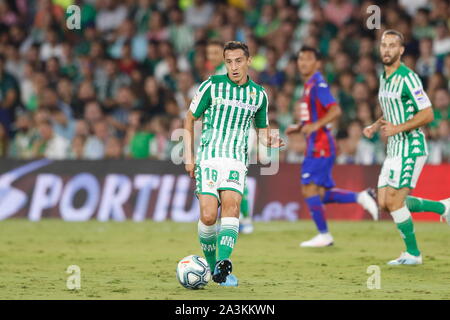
[176,255,211,289]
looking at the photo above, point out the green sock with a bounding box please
[217,217,239,261]
[240,187,249,219]
[406,196,445,215]
[392,208,421,257]
[396,218,420,256]
[198,221,217,272]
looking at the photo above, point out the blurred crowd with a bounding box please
[0,0,449,164]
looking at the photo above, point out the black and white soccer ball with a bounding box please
[176,255,211,289]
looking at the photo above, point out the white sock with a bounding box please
[220,217,239,233]
[198,220,217,237]
[390,206,411,224]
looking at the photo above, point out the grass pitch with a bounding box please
[1,219,450,300]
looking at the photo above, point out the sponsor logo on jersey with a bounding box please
[226,170,241,185]
[411,140,420,146]
[412,147,421,154]
[406,100,413,105]
[407,106,415,112]
[379,92,401,99]
[302,173,311,179]
[299,102,310,121]
[407,115,414,120]
[318,83,328,88]
[404,165,413,171]
[401,179,410,185]
[405,158,414,164]
[213,98,259,112]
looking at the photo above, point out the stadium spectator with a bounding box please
[31,119,70,160]
[83,120,110,160]
[69,134,86,160]
[0,53,19,133]
[104,136,123,159]
[128,116,154,159]
[8,112,33,159]
[416,38,438,85]
[259,46,285,88]
[184,0,215,30]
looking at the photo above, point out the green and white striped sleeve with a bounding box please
[189,78,212,118]
[403,72,432,112]
[254,89,269,128]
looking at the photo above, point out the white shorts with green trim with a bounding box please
[377,155,427,190]
[195,157,247,201]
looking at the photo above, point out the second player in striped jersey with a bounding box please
[363,29,450,265]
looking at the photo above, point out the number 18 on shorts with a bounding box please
[195,158,247,200]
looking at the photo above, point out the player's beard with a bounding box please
[382,52,400,66]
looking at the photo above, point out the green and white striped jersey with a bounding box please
[378,63,432,158]
[189,74,269,166]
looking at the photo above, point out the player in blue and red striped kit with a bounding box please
[286,47,379,247]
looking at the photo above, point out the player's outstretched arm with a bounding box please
[184,110,197,178]
[363,116,384,139]
[257,127,285,148]
[380,107,434,137]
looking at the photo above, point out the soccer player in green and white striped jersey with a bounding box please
[363,30,450,265]
[184,41,284,286]
[206,39,255,234]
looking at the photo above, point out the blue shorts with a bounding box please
[301,156,336,188]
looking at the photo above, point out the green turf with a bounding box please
[1,220,450,300]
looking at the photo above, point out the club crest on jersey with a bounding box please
[250,90,257,101]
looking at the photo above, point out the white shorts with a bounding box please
[195,157,247,201]
[377,155,427,190]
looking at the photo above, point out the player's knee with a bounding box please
[385,197,403,212]
[378,198,387,212]
[302,185,319,198]
[199,206,217,225]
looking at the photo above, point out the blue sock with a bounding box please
[305,195,328,234]
[322,189,357,204]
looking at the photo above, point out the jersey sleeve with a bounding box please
[316,82,337,109]
[189,78,212,118]
[403,73,432,111]
[254,89,269,128]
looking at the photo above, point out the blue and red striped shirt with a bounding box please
[298,71,337,158]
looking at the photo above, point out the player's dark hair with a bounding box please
[223,41,250,58]
[298,46,321,60]
[382,29,405,46]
